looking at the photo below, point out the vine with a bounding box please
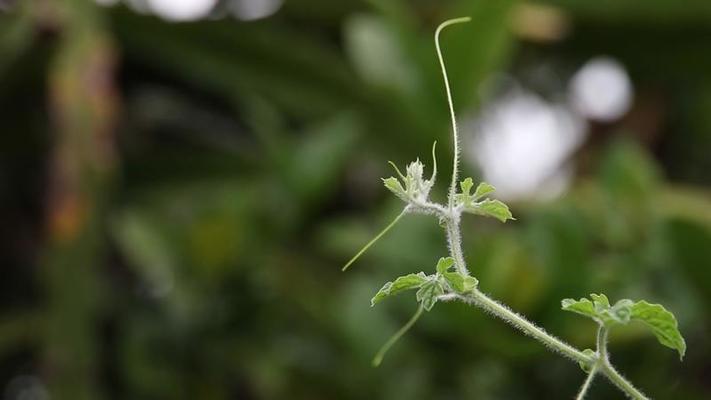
[343,17,685,399]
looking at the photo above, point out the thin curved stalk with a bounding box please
[576,366,598,400]
[596,326,648,400]
[372,304,424,367]
[434,17,471,211]
[343,209,407,271]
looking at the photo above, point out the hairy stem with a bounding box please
[463,290,592,363]
[596,326,648,400]
[343,209,407,271]
[372,304,424,367]
[599,362,648,400]
[435,17,471,211]
[597,325,609,361]
[576,366,598,400]
[446,217,648,399]
[445,218,468,275]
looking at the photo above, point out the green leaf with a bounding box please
[455,178,475,206]
[465,199,514,223]
[578,348,597,373]
[416,280,444,311]
[382,177,405,196]
[371,273,427,306]
[590,293,610,310]
[562,295,687,358]
[631,301,686,359]
[443,272,478,293]
[473,182,496,200]
[561,298,596,319]
[477,199,514,222]
[609,299,634,325]
[460,178,474,196]
[562,294,631,326]
[435,257,455,274]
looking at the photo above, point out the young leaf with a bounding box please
[460,178,474,197]
[561,298,597,319]
[416,280,444,311]
[609,299,634,325]
[435,257,455,274]
[371,272,428,306]
[382,177,406,198]
[477,199,513,222]
[454,178,474,206]
[464,199,514,223]
[443,272,478,293]
[578,348,597,373]
[473,182,495,200]
[562,294,631,326]
[631,301,686,359]
[590,293,610,310]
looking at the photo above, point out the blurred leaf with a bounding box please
[344,14,418,95]
[284,112,361,205]
[113,10,366,118]
[0,5,33,78]
[666,219,711,302]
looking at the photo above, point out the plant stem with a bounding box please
[598,362,648,400]
[597,325,609,361]
[372,304,424,367]
[445,217,468,275]
[343,209,407,271]
[576,366,598,400]
[444,214,648,399]
[435,17,471,211]
[596,326,648,400]
[463,289,592,363]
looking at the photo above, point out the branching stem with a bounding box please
[444,215,648,400]
[351,16,658,400]
[595,326,648,400]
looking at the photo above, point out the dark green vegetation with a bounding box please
[1,1,710,399]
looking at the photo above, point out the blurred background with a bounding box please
[1,0,711,399]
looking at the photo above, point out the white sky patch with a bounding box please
[569,56,633,122]
[147,0,218,22]
[467,86,586,201]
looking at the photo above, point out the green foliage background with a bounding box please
[1,0,710,399]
